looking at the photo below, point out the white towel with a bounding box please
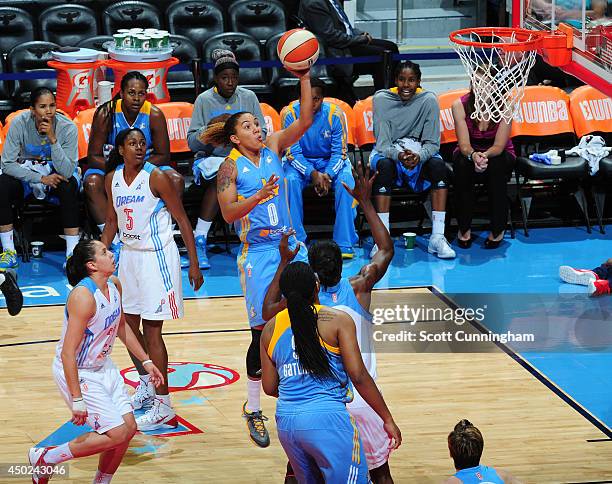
[566,135,611,176]
[21,159,52,199]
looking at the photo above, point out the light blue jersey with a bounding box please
[108,100,153,160]
[268,306,368,484]
[455,465,504,483]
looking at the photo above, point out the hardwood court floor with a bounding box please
[0,289,610,483]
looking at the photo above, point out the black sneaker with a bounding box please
[1,269,23,316]
[242,401,270,448]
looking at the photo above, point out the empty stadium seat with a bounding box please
[77,35,114,51]
[0,58,12,110]
[102,1,161,34]
[353,97,375,151]
[513,86,590,235]
[202,32,270,94]
[39,4,99,47]
[167,34,197,90]
[259,102,280,134]
[73,107,95,161]
[0,7,35,54]
[228,0,286,44]
[166,0,224,56]
[7,41,59,103]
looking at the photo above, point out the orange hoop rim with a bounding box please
[450,27,543,51]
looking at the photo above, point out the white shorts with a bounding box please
[348,401,392,470]
[119,242,184,320]
[53,358,132,434]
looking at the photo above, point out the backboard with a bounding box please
[513,0,611,96]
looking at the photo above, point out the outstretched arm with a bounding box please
[260,319,279,397]
[267,70,313,156]
[101,173,118,248]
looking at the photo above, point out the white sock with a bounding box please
[0,231,15,252]
[432,211,446,235]
[378,212,390,234]
[65,235,80,257]
[157,394,171,407]
[97,223,105,233]
[195,218,212,238]
[246,379,261,413]
[0,273,5,285]
[44,442,73,464]
[93,470,114,484]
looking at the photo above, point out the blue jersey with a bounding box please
[455,465,504,483]
[107,99,153,160]
[232,146,293,246]
[282,101,348,178]
[268,305,354,415]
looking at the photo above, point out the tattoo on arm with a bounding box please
[217,158,236,193]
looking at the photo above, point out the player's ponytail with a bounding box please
[279,262,333,379]
[106,127,145,174]
[66,239,97,286]
[199,111,248,147]
[308,240,342,288]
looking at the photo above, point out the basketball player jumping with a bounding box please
[202,67,313,447]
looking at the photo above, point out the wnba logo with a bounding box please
[73,71,91,90]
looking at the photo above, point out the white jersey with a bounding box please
[318,278,377,408]
[55,277,122,370]
[111,162,173,251]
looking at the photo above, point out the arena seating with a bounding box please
[39,4,99,47]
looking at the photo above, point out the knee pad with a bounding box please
[246,329,262,378]
[427,157,451,189]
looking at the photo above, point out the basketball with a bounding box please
[277,28,320,70]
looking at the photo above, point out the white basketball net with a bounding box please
[451,30,541,124]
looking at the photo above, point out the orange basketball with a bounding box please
[277,29,320,70]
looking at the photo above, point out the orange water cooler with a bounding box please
[105,57,179,103]
[48,59,103,117]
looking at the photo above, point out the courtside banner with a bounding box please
[366,292,612,353]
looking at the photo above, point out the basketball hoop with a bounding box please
[450,27,544,124]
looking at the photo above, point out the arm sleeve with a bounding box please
[50,120,78,178]
[187,94,211,153]
[282,108,315,179]
[418,96,441,162]
[0,119,43,183]
[324,111,348,177]
[373,95,400,161]
[302,0,365,49]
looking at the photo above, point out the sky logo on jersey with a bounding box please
[115,195,145,207]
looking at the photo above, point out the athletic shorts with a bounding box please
[53,358,132,434]
[119,242,184,320]
[237,238,307,327]
[348,402,392,470]
[276,410,369,484]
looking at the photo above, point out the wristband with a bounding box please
[72,398,86,412]
[142,359,153,366]
[467,151,475,162]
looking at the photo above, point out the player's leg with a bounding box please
[277,415,322,484]
[284,164,308,244]
[51,176,80,263]
[332,164,358,258]
[94,413,137,483]
[0,269,23,315]
[588,258,612,296]
[192,179,218,269]
[242,326,270,447]
[0,174,24,270]
[421,156,455,259]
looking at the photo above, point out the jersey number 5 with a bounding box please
[124,208,134,230]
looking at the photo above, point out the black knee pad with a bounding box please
[372,158,396,195]
[246,328,262,378]
[425,157,451,189]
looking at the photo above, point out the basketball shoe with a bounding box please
[559,266,599,286]
[588,279,610,297]
[0,249,18,270]
[28,447,54,484]
[136,397,178,431]
[0,269,23,316]
[242,401,270,447]
[131,380,155,411]
[428,234,456,259]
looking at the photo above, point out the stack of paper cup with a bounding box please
[97,80,113,105]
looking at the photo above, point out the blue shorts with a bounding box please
[276,410,369,484]
[82,165,172,180]
[237,237,307,327]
